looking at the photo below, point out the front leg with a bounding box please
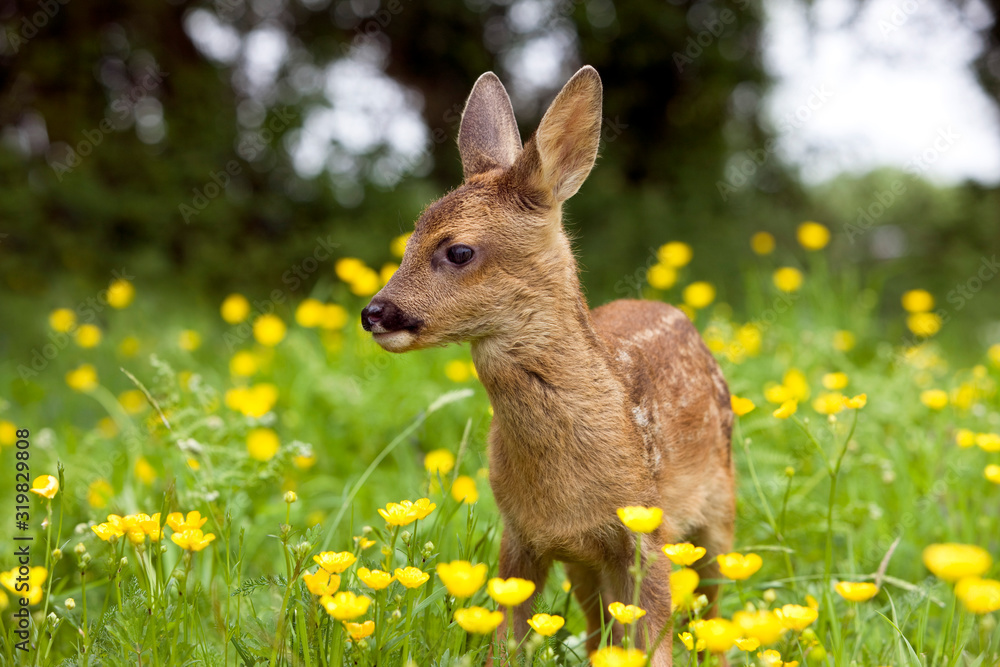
[489,529,551,664]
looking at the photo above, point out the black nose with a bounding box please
[361,302,383,331]
[361,298,423,334]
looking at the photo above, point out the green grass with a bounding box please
[1,236,999,667]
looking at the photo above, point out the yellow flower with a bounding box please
[92,521,123,542]
[411,498,436,519]
[902,289,934,313]
[590,646,647,667]
[313,551,357,574]
[352,536,375,551]
[0,590,7,611]
[776,604,818,631]
[425,448,456,475]
[29,474,59,499]
[844,393,867,409]
[247,427,280,462]
[922,543,992,582]
[833,330,855,352]
[320,304,348,330]
[221,294,251,323]
[773,400,797,419]
[487,577,536,606]
[679,631,705,652]
[812,392,846,416]
[320,591,371,621]
[822,372,848,390]
[607,602,646,624]
[49,308,76,332]
[985,464,1000,484]
[735,637,760,651]
[657,241,693,268]
[661,543,706,566]
[75,323,102,348]
[83,478,111,508]
[113,389,144,415]
[682,282,715,310]
[453,606,504,634]
[228,351,258,377]
[170,528,216,551]
[390,233,411,258]
[451,475,479,503]
[225,383,279,418]
[0,566,47,605]
[139,513,162,541]
[394,566,430,589]
[907,312,942,337]
[990,343,1000,367]
[178,329,201,351]
[349,266,381,297]
[730,396,756,417]
[302,569,341,596]
[295,298,326,327]
[954,577,1000,614]
[920,389,948,410]
[357,567,394,590]
[378,501,417,526]
[835,581,879,602]
[616,506,663,533]
[783,368,810,400]
[976,432,1000,452]
[773,267,804,293]
[691,617,739,653]
[527,613,565,636]
[444,359,471,382]
[670,567,700,611]
[0,421,16,446]
[295,454,317,469]
[751,231,775,255]
[717,552,762,580]
[166,510,208,532]
[757,649,791,667]
[343,620,375,641]
[437,561,488,598]
[797,221,830,250]
[66,364,98,392]
[335,257,366,282]
[118,336,140,357]
[107,279,135,308]
[733,609,785,646]
[647,263,677,290]
[380,262,398,285]
[253,314,287,347]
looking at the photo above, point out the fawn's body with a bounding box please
[362,66,735,665]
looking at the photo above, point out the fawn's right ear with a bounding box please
[458,72,522,180]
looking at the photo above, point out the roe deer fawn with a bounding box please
[361,66,735,665]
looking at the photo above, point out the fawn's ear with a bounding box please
[514,66,603,203]
[458,72,522,180]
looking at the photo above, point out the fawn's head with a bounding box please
[361,66,603,352]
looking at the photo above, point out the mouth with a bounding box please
[370,328,419,352]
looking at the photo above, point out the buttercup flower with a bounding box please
[295,299,326,327]
[683,282,715,310]
[487,577,535,606]
[0,421,16,446]
[343,620,375,641]
[451,475,479,503]
[220,294,251,323]
[670,567,700,611]
[922,543,992,582]
[773,267,804,293]
[797,221,830,250]
[647,263,677,290]
[751,232,775,255]
[321,304,348,329]
[75,324,102,348]
[1,566,47,605]
[835,581,879,602]
[773,400,797,419]
[902,289,934,313]
[225,383,279,418]
[394,567,430,589]
[657,241,693,268]
[908,312,942,337]
[424,449,456,475]
[977,433,1000,452]
[354,535,376,550]
[775,604,818,631]
[106,279,135,308]
[607,602,646,624]
[758,649,797,667]
[253,314,287,346]
[411,498,436,519]
[985,464,1000,484]
[437,561,488,598]
[49,308,76,332]
[391,233,411,258]
[662,543,706,566]
[167,511,208,532]
[66,364,98,392]
[679,631,705,652]
[812,393,846,416]
[844,393,867,409]
[920,389,948,410]
[313,551,357,574]
[170,529,216,551]
[378,501,418,526]
[590,646,647,667]
[954,577,1000,614]
[444,359,471,383]
[302,569,341,596]
[453,606,504,634]
[178,329,201,351]
[717,552,762,580]
[616,506,663,533]
[691,617,739,653]
[735,637,760,651]
[833,330,855,351]
[321,591,371,621]
[30,474,59,499]
[528,613,565,636]
[730,396,756,417]
[357,567,394,590]
[247,427,280,462]
[822,372,849,390]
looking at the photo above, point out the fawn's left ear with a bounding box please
[511,66,603,203]
[458,72,522,180]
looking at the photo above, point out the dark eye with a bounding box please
[446,244,474,265]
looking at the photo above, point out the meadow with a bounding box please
[1,222,999,667]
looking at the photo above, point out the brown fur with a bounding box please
[365,67,735,666]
